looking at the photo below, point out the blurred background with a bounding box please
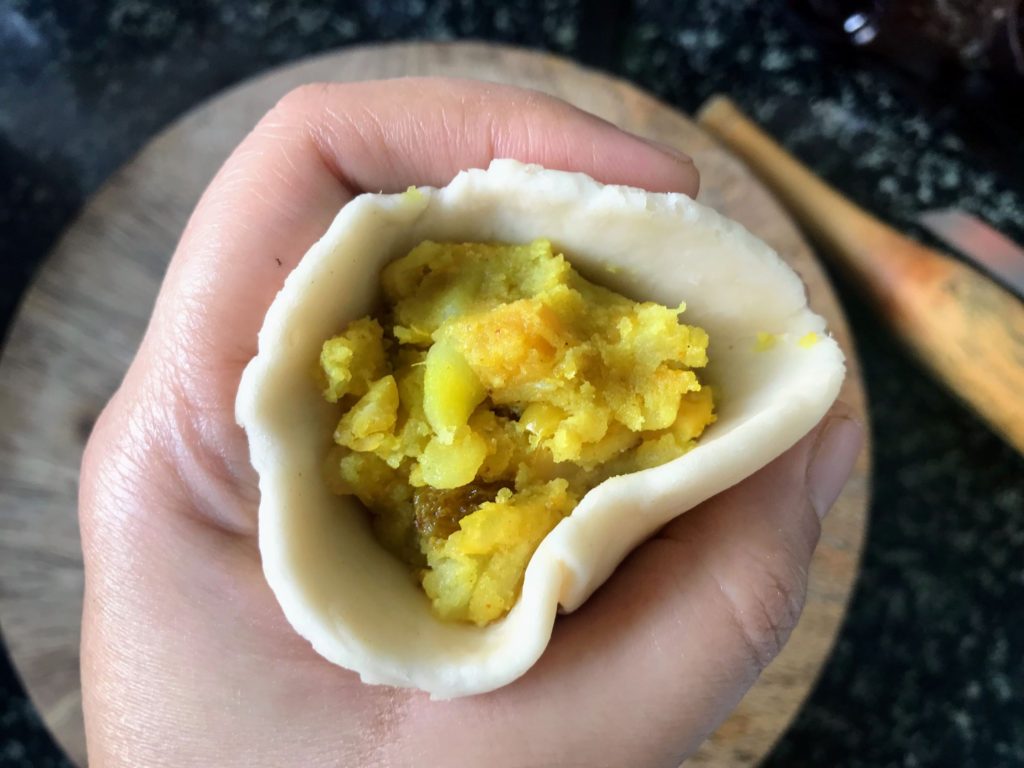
[1,1,1022,766]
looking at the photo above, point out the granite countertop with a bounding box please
[1,1,1022,766]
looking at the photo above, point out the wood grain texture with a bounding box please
[698,95,1024,456]
[0,43,869,767]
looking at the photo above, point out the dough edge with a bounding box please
[235,159,846,698]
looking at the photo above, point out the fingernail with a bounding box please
[807,416,863,520]
[637,135,694,164]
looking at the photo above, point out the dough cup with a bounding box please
[236,160,845,698]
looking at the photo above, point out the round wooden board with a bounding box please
[0,43,869,766]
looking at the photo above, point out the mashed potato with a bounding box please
[319,239,715,625]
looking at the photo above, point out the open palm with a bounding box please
[79,79,861,768]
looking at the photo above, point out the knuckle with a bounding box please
[717,555,808,673]
[273,82,330,116]
[78,389,163,536]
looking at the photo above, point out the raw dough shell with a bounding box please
[236,160,845,698]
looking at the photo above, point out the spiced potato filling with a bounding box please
[319,239,715,625]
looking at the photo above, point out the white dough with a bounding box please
[235,160,845,698]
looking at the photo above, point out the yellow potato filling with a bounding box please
[319,239,715,625]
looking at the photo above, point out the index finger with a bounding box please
[132,78,699,472]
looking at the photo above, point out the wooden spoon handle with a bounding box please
[697,96,1024,455]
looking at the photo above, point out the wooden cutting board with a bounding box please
[0,42,869,766]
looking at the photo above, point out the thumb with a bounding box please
[505,403,864,766]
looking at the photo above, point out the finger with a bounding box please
[161,79,698,378]
[132,77,699,488]
[441,404,864,766]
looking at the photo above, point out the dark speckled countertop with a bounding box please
[1,1,1022,766]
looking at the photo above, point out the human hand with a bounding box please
[80,78,863,768]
